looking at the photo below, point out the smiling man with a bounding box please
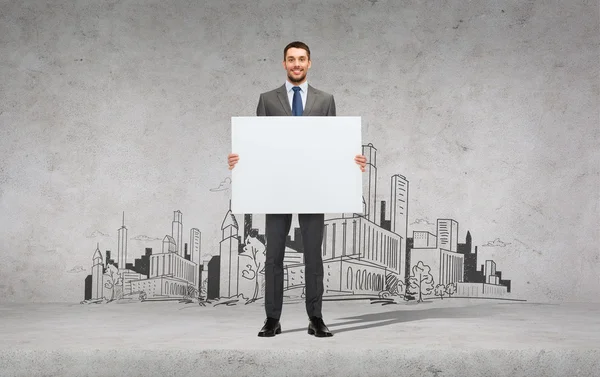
[228,41,367,338]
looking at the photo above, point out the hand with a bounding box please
[228,153,239,170]
[355,154,367,172]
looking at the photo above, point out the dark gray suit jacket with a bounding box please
[256,84,336,116]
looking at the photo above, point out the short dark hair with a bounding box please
[284,41,310,60]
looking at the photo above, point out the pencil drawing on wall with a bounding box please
[81,141,520,308]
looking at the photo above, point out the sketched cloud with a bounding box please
[86,230,110,238]
[411,218,435,225]
[67,265,85,273]
[131,235,162,241]
[482,238,511,247]
[210,177,231,192]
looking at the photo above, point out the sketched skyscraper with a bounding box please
[117,212,127,270]
[190,228,201,264]
[362,143,377,223]
[219,204,239,298]
[437,219,458,252]
[92,244,104,299]
[390,174,409,278]
[172,210,183,256]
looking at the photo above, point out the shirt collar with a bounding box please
[285,80,308,93]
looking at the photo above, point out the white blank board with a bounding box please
[231,116,363,214]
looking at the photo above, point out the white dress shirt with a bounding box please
[285,80,308,112]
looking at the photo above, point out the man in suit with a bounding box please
[228,41,367,338]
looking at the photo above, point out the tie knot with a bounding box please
[292,86,301,93]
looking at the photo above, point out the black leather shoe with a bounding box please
[258,317,281,337]
[308,316,333,337]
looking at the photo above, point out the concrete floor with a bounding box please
[1,298,599,376]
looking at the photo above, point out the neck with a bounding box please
[287,78,307,86]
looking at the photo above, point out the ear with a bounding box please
[282,60,286,70]
[307,60,312,69]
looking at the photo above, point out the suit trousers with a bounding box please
[264,213,325,320]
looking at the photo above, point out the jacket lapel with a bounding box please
[276,85,292,116]
[302,84,316,116]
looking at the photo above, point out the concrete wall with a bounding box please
[0,0,598,303]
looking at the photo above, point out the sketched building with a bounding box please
[172,210,184,256]
[458,231,479,281]
[117,213,127,272]
[114,213,144,295]
[129,233,198,297]
[190,228,202,291]
[91,244,104,300]
[413,231,436,248]
[84,210,204,301]
[219,206,240,298]
[438,219,459,252]
[455,260,509,297]
[390,174,408,283]
[321,215,402,294]
[129,212,199,298]
[190,228,201,264]
[409,219,465,286]
[455,232,512,296]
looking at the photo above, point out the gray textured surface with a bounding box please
[1,301,599,376]
[2,349,599,377]
[0,0,599,303]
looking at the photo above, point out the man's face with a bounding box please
[283,47,311,84]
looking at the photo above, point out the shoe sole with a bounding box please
[258,327,282,337]
[307,328,333,337]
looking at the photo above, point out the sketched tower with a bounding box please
[437,219,458,252]
[172,210,184,257]
[190,228,202,291]
[190,228,201,264]
[362,143,377,223]
[91,244,104,300]
[219,204,239,298]
[117,212,127,271]
[390,174,409,281]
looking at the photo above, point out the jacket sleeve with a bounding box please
[257,93,267,116]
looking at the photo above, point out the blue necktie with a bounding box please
[292,86,303,116]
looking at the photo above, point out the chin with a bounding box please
[288,74,306,83]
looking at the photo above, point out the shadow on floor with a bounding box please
[283,303,507,335]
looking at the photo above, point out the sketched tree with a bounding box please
[434,284,446,300]
[408,261,435,303]
[240,234,266,303]
[103,264,123,302]
[445,282,457,298]
[397,280,406,297]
